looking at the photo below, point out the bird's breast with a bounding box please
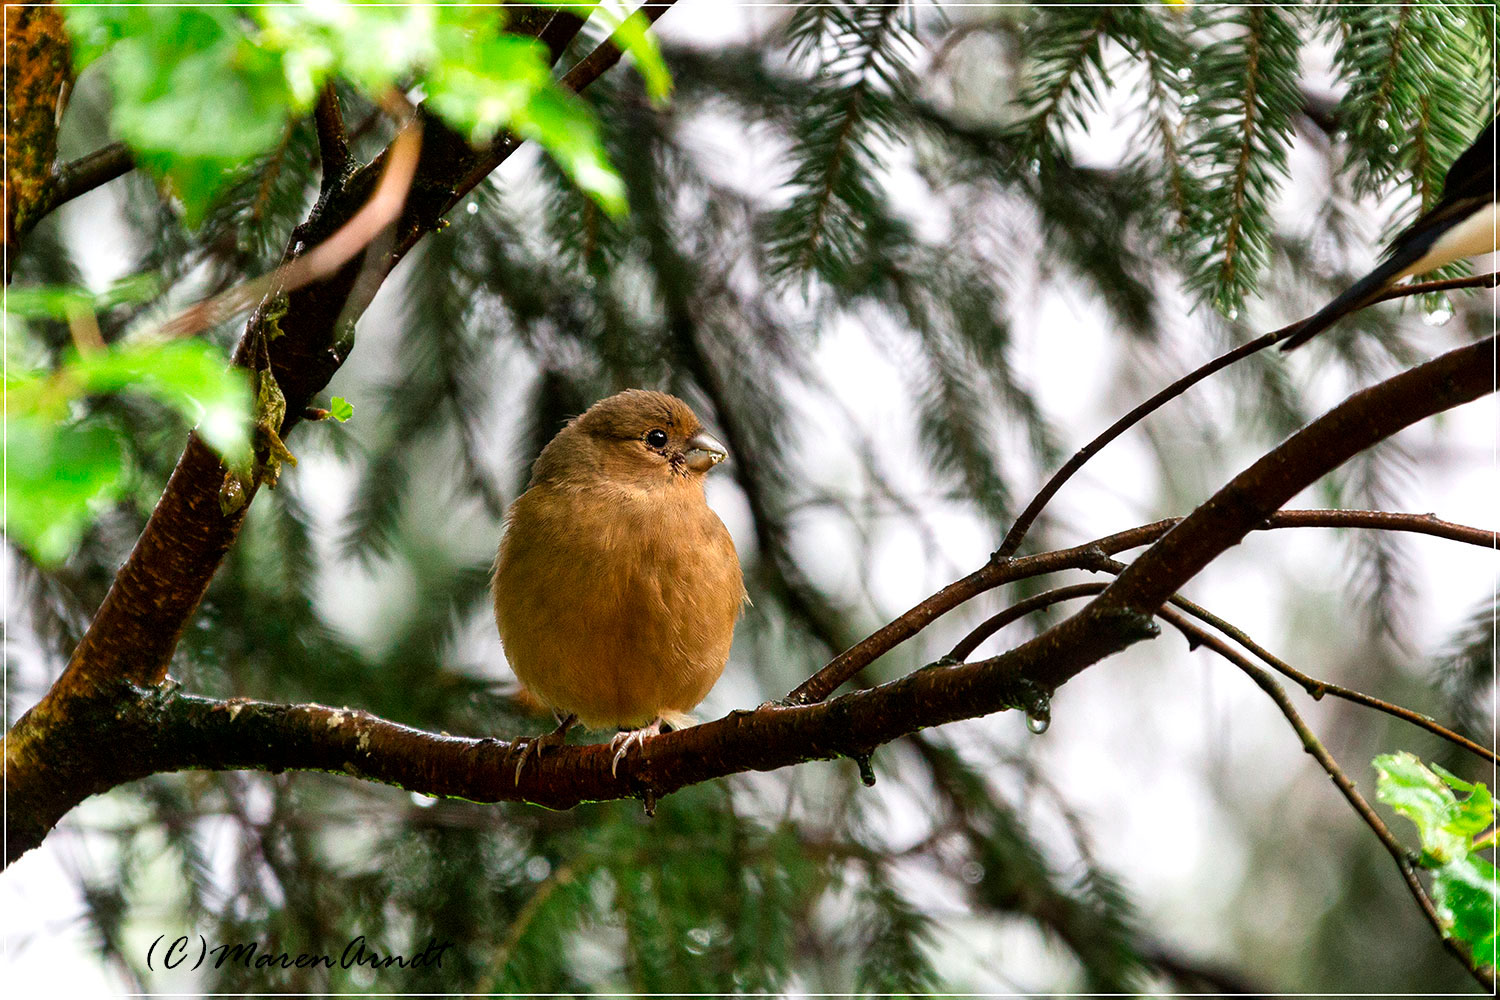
[492,481,743,729]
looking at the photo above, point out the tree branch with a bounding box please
[6,19,1493,925]
[949,541,1495,765]
[999,336,1494,698]
[785,524,1160,705]
[791,500,1496,707]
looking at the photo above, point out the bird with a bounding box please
[1280,116,1496,351]
[492,388,745,781]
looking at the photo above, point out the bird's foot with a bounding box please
[508,713,577,785]
[609,718,666,777]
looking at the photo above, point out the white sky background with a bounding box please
[4,2,1497,993]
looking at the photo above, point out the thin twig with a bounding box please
[785,523,1162,705]
[940,532,1492,766]
[993,272,1499,561]
[941,536,1494,765]
[993,332,1279,560]
[558,2,674,93]
[1157,608,1495,988]
[947,583,1108,662]
[45,142,135,215]
[1374,271,1500,301]
[1257,509,1496,549]
[485,859,579,976]
[1095,556,1498,765]
[1173,592,1495,764]
[315,82,350,194]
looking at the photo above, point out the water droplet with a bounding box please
[525,856,552,881]
[960,861,985,884]
[686,927,711,953]
[409,792,437,808]
[1028,159,1041,176]
[1023,687,1052,734]
[854,753,877,786]
[1226,307,1239,320]
[1376,118,1389,131]
[1387,144,1399,155]
[1423,304,1453,326]
[466,201,479,215]
[1175,67,1192,81]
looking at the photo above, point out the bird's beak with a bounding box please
[684,430,728,472]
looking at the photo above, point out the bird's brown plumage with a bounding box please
[492,390,745,736]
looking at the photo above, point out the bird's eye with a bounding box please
[645,429,669,449]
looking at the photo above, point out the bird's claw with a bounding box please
[609,719,664,778]
[507,714,576,785]
[508,738,542,786]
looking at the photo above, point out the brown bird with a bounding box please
[492,389,745,779]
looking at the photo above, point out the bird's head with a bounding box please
[531,389,729,490]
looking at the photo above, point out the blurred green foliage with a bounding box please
[63,3,670,223]
[5,276,251,564]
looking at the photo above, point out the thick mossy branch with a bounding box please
[3,3,73,275]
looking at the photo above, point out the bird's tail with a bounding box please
[1279,253,1415,351]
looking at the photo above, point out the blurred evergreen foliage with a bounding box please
[6,1,1495,991]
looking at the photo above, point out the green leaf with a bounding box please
[4,274,161,320]
[63,6,299,226]
[4,339,252,565]
[71,341,253,467]
[1374,752,1498,863]
[257,4,437,103]
[66,4,629,224]
[6,341,252,469]
[4,417,126,566]
[1433,855,1500,962]
[599,6,673,105]
[422,28,627,216]
[510,87,627,217]
[4,283,96,319]
[328,396,354,422]
[424,32,555,144]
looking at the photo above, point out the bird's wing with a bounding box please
[1439,118,1495,200]
[1382,118,1493,262]
[1281,118,1496,352]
